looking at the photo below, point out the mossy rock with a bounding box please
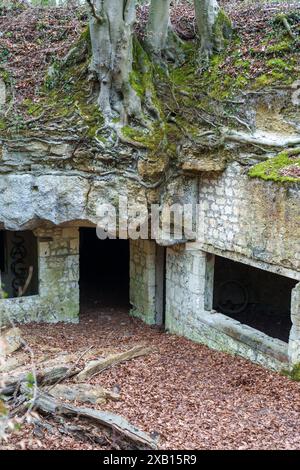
[249,150,300,183]
[137,155,169,181]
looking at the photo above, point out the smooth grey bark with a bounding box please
[88,0,142,124]
[145,0,170,58]
[144,0,184,63]
[194,0,221,67]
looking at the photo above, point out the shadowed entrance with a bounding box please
[79,228,130,316]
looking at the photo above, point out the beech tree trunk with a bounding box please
[88,0,142,124]
[145,0,170,58]
[144,0,184,64]
[194,0,221,67]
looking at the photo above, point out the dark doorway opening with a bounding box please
[213,256,297,343]
[79,228,130,315]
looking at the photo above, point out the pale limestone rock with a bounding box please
[0,328,22,356]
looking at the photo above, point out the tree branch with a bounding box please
[86,0,104,23]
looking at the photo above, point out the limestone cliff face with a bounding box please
[0,3,299,243]
[0,87,299,235]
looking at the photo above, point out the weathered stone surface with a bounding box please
[0,327,22,356]
[0,353,27,373]
[0,173,149,231]
[182,157,226,173]
[130,240,156,325]
[197,162,300,272]
[0,227,79,324]
[137,155,169,181]
[288,283,300,365]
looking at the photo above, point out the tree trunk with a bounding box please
[194,0,229,69]
[144,0,184,64]
[88,0,142,124]
[145,0,170,58]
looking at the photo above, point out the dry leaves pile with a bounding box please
[0,4,86,101]
[1,308,300,450]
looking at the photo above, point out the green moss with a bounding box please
[198,50,250,100]
[266,40,293,55]
[17,27,105,140]
[0,68,10,83]
[0,118,7,131]
[290,364,300,381]
[266,58,293,71]
[234,59,250,70]
[254,56,295,88]
[74,99,104,138]
[282,363,300,381]
[254,72,287,88]
[213,9,232,50]
[249,150,300,183]
[130,37,163,117]
[22,99,43,117]
[122,122,166,152]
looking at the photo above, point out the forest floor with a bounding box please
[1,304,300,450]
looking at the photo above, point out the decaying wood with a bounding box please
[1,351,77,391]
[34,392,158,450]
[0,353,28,374]
[47,383,120,405]
[76,344,154,382]
[1,365,80,396]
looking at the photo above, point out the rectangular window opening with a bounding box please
[212,255,297,343]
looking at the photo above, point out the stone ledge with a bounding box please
[199,310,289,364]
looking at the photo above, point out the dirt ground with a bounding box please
[2,302,300,451]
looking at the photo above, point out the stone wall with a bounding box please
[165,245,205,334]
[198,162,300,273]
[288,283,300,365]
[0,226,79,324]
[165,245,293,371]
[129,239,156,324]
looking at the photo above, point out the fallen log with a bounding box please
[1,365,80,396]
[34,392,158,450]
[76,344,154,382]
[0,353,28,374]
[46,383,120,405]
